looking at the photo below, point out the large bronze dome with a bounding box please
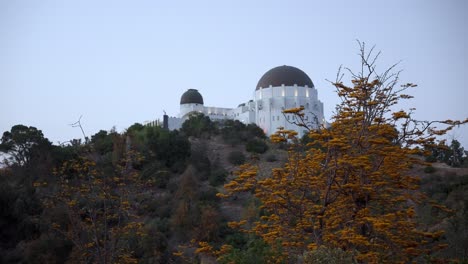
[180,89,204,105]
[256,65,314,90]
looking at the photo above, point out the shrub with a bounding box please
[189,148,211,181]
[424,166,436,174]
[218,236,278,264]
[303,246,355,264]
[246,139,268,154]
[228,151,246,165]
[140,162,171,188]
[265,153,277,162]
[209,168,227,186]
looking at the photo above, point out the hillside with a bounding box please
[1,117,467,263]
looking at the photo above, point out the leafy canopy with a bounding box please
[0,124,50,166]
[219,42,467,263]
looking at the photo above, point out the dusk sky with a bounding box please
[1,0,467,147]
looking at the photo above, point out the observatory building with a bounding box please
[165,65,325,138]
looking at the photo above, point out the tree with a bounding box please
[90,130,115,155]
[424,139,465,167]
[0,125,50,166]
[446,139,464,167]
[181,112,217,138]
[43,138,145,263]
[219,42,467,262]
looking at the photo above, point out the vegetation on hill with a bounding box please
[1,44,467,263]
[201,43,468,263]
[0,115,269,263]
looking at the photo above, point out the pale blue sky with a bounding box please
[1,0,467,147]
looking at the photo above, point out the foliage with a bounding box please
[209,159,228,187]
[181,112,217,138]
[189,144,211,181]
[447,140,465,167]
[424,165,436,173]
[132,125,190,171]
[227,150,246,165]
[44,147,145,263]
[90,130,116,155]
[246,138,269,154]
[220,120,266,146]
[425,139,465,167]
[170,166,201,238]
[139,161,170,188]
[217,236,280,264]
[266,153,279,163]
[0,124,51,167]
[210,170,227,187]
[219,42,467,262]
[303,246,356,264]
[418,174,468,261]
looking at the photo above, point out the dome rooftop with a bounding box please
[256,65,314,90]
[180,89,204,105]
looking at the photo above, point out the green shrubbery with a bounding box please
[303,246,355,264]
[265,153,278,162]
[424,165,436,174]
[246,139,268,154]
[228,151,246,165]
[418,174,468,260]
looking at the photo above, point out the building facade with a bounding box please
[166,65,325,138]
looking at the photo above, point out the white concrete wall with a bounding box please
[168,116,183,130]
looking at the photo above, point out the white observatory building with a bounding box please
[164,65,325,138]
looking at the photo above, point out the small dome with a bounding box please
[256,65,314,90]
[180,89,204,105]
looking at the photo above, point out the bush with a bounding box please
[199,187,220,204]
[424,166,436,174]
[209,168,227,186]
[189,148,211,181]
[246,139,268,154]
[265,153,277,162]
[218,236,279,264]
[228,151,246,165]
[140,162,171,188]
[303,246,355,264]
[181,113,217,138]
[425,155,437,163]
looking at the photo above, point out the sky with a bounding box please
[1,0,467,147]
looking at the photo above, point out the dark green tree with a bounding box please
[446,139,464,167]
[0,125,50,167]
[90,130,115,155]
[181,113,217,138]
